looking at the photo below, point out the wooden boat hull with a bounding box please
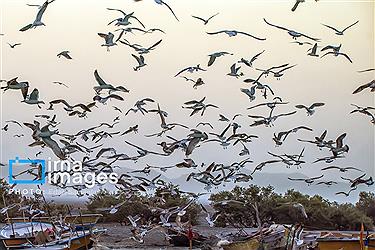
[318,239,375,250]
[6,214,102,229]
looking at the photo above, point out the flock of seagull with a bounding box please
[1,0,375,240]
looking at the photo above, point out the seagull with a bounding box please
[200,204,221,227]
[238,50,265,67]
[93,94,124,104]
[322,21,359,35]
[240,86,257,102]
[125,98,155,116]
[251,160,280,174]
[298,130,334,149]
[175,65,206,77]
[264,18,320,41]
[207,52,233,67]
[21,88,44,108]
[330,133,349,157]
[52,81,69,88]
[20,0,55,31]
[96,201,126,214]
[295,103,325,116]
[93,70,129,94]
[57,51,72,59]
[48,99,92,112]
[7,43,21,48]
[352,80,375,94]
[288,175,324,185]
[107,8,145,28]
[98,32,117,51]
[149,103,188,131]
[307,43,319,57]
[291,41,313,46]
[273,126,313,146]
[350,104,375,124]
[191,13,219,25]
[207,30,266,40]
[182,97,219,116]
[335,188,357,197]
[321,166,363,172]
[321,50,353,63]
[140,28,164,35]
[132,54,147,71]
[227,63,243,78]
[120,39,162,54]
[154,0,179,21]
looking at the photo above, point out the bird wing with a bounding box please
[131,15,146,28]
[207,55,216,67]
[335,133,346,148]
[108,94,124,101]
[236,31,266,41]
[321,166,340,171]
[310,102,325,109]
[353,82,371,94]
[310,174,324,180]
[191,15,206,23]
[263,18,290,32]
[175,67,190,77]
[107,8,127,16]
[321,23,340,33]
[206,30,226,35]
[300,33,320,41]
[147,39,162,50]
[160,1,179,21]
[29,88,39,100]
[341,20,359,33]
[291,0,301,11]
[132,54,142,65]
[94,70,107,86]
[207,12,219,22]
[338,53,353,63]
[35,0,48,22]
[295,105,308,110]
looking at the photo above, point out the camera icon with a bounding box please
[8,157,46,184]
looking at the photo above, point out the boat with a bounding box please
[5,214,102,231]
[0,215,105,250]
[221,224,315,250]
[317,231,375,250]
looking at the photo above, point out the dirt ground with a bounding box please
[94,223,255,249]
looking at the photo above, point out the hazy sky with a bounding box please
[0,0,374,202]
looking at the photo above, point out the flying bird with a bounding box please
[352,80,375,94]
[191,13,219,25]
[295,103,325,116]
[7,43,21,48]
[20,0,55,31]
[264,18,320,41]
[57,51,72,59]
[322,20,359,35]
[207,30,266,40]
[207,52,233,67]
[132,54,147,71]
